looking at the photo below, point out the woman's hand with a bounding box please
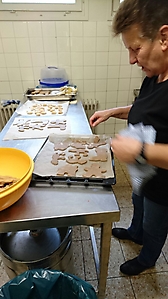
[111,135,142,163]
[89,110,113,127]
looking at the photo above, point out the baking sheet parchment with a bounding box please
[16,100,69,116]
[33,134,114,180]
[3,116,71,140]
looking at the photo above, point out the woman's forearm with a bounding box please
[108,105,132,120]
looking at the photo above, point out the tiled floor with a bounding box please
[0,158,168,298]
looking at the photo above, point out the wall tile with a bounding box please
[70,22,83,37]
[5,53,19,67]
[0,93,12,100]
[0,22,14,38]
[106,102,118,109]
[0,40,3,53]
[108,66,120,79]
[84,53,95,66]
[95,79,107,92]
[71,52,83,66]
[106,91,118,104]
[119,65,132,78]
[83,37,96,52]
[56,21,69,37]
[29,38,44,53]
[22,80,36,92]
[10,81,23,93]
[118,78,130,91]
[44,53,58,67]
[117,90,129,105]
[0,82,11,93]
[70,37,83,52]
[33,66,42,82]
[0,54,6,67]
[18,53,32,67]
[41,21,56,37]
[31,53,45,67]
[43,37,57,53]
[20,68,34,81]
[83,22,96,37]
[96,66,107,79]
[0,68,8,81]
[7,68,21,81]
[95,91,106,103]
[57,37,70,52]
[84,79,95,92]
[96,37,108,52]
[97,22,110,37]
[109,36,122,52]
[96,52,108,66]
[108,52,121,66]
[104,123,115,136]
[14,22,28,38]
[84,66,95,80]
[28,22,42,37]
[96,123,105,134]
[2,38,17,53]
[71,67,83,80]
[120,51,129,65]
[16,38,30,53]
[57,52,70,67]
[107,79,119,91]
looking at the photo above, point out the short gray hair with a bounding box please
[113,0,168,40]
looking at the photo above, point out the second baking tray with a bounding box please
[31,134,116,186]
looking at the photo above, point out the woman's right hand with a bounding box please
[89,110,111,127]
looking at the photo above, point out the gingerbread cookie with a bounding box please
[87,141,107,149]
[89,148,108,162]
[70,142,86,149]
[69,148,89,157]
[51,152,65,165]
[57,165,78,177]
[83,164,107,178]
[66,155,87,165]
[54,142,70,151]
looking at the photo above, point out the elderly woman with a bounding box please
[90,0,168,276]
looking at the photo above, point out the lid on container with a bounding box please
[40,67,69,88]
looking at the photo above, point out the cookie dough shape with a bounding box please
[66,155,87,165]
[51,152,65,165]
[57,165,78,177]
[83,164,107,178]
[89,148,108,162]
[54,142,70,151]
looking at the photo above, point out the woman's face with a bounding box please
[122,24,166,78]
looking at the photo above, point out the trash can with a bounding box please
[0,269,98,299]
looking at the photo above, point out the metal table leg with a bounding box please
[97,222,112,299]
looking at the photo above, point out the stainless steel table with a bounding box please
[0,101,120,299]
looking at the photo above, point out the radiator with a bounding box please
[0,101,19,131]
[83,99,99,133]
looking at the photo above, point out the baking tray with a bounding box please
[31,134,116,186]
[24,85,77,101]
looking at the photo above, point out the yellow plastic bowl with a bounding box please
[0,147,32,180]
[0,160,34,211]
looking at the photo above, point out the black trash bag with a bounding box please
[0,269,98,299]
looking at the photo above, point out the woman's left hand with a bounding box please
[111,135,142,163]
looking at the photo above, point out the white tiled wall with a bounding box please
[0,3,143,136]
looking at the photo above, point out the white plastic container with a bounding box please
[40,67,69,88]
